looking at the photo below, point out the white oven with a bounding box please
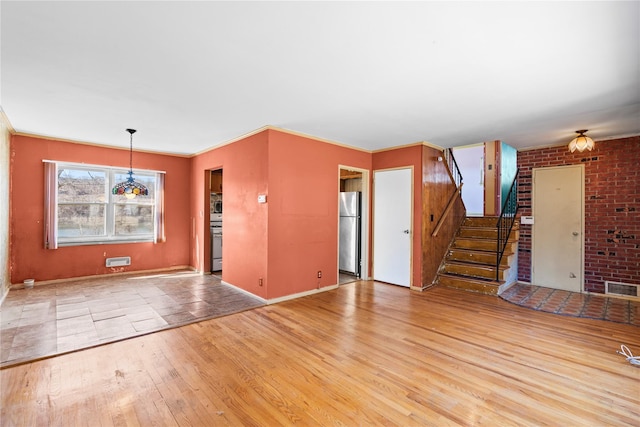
[211,220,222,271]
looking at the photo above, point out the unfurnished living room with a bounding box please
[1,1,639,426]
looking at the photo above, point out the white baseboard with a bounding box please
[267,284,340,305]
[221,280,268,304]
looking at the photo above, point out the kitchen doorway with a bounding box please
[338,166,369,284]
[209,168,223,276]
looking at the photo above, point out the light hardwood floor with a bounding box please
[1,281,639,426]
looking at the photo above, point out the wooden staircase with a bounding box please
[436,216,519,295]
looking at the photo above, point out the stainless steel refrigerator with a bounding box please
[339,191,361,276]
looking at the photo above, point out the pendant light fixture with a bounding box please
[568,129,595,153]
[111,129,148,199]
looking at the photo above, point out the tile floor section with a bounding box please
[501,283,639,326]
[0,271,265,368]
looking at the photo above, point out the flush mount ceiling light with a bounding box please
[111,129,149,199]
[568,129,595,153]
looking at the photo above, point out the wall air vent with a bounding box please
[106,256,131,267]
[605,281,639,298]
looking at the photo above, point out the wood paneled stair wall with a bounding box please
[436,216,519,295]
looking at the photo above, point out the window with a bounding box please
[44,161,165,247]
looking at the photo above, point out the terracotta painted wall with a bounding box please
[10,126,451,302]
[190,129,371,300]
[10,135,191,283]
[266,130,371,299]
[517,136,640,293]
[372,145,424,288]
[190,131,270,299]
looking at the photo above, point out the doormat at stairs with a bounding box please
[500,283,639,326]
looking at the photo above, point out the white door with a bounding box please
[373,168,412,287]
[532,165,584,292]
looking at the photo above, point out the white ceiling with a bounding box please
[2,1,639,155]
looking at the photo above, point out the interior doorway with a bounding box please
[209,169,223,276]
[338,166,369,285]
[452,144,485,215]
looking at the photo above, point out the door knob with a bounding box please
[572,231,579,236]
[403,229,410,234]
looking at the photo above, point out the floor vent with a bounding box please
[106,256,131,267]
[605,281,639,297]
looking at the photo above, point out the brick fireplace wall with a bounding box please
[517,135,639,293]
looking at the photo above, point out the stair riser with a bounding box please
[453,240,498,252]
[463,217,499,227]
[459,228,498,239]
[442,264,507,281]
[437,276,500,295]
[459,228,520,240]
[448,251,512,266]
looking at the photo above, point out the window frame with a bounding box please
[45,160,165,248]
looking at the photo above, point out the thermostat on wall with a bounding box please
[521,216,534,225]
[258,194,267,204]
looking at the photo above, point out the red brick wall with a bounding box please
[517,136,640,293]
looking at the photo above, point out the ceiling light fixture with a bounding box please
[568,129,595,153]
[111,129,148,199]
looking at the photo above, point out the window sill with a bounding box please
[57,238,155,247]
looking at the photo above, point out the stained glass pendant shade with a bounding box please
[112,129,149,199]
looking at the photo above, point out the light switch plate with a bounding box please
[521,216,534,224]
[258,194,267,203]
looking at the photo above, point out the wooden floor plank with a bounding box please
[2,281,638,426]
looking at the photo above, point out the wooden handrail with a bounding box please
[432,183,463,237]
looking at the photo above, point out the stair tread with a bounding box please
[460,226,500,231]
[449,248,515,257]
[455,235,518,239]
[450,247,506,254]
[437,273,503,295]
[453,237,518,244]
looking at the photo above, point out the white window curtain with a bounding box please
[43,161,58,249]
[155,172,166,243]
